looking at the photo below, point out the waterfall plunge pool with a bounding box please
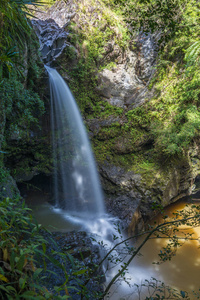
[21,180,200,300]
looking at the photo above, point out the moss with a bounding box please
[53,0,200,194]
[56,0,130,118]
[0,168,19,200]
[4,137,52,181]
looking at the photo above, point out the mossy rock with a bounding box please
[0,168,20,200]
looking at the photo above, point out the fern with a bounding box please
[185,41,200,62]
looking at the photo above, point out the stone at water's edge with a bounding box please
[39,230,104,299]
[99,160,194,234]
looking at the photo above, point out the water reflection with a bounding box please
[129,198,200,298]
[107,198,200,299]
[24,189,83,232]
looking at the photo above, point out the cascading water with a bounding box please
[45,66,104,217]
[45,65,128,297]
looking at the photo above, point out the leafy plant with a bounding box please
[0,78,44,143]
[0,197,84,299]
[0,0,44,79]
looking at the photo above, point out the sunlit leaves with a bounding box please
[0,0,44,77]
[185,41,200,66]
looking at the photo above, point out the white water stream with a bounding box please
[46,65,104,216]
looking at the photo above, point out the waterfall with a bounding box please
[45,66,146,299]
[45,66,105,217]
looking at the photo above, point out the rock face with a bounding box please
[31,0,76,65]
[99,162,143,230]
[0,171,20,201]
[100,158,194,235]
[33,0,76,28]
[31,19,69,64]
[96,33,157,109]
[136,32,158,82]
[32,0,156,108]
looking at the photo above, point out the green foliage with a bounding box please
[0,1,28,76]
[135,278,190,299]
[114,0,200,47]
[108,0,200,159]
[0,0,44,80]
[0,197,108,299]
[64,0,130,115]
[0,78,45,141]
[0,197,64,299]
[185,41,200,63]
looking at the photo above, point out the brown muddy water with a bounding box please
[109,197,200,299]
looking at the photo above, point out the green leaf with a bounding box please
[19,290,37,299]
[0,274,9,283]
[16,255,25,272]
[42,242,46,254]
[72,269,87,276]
[19,276,27,290]
[47,255,63,270]
[66,252,75,268]
[33,268,43,279]
[0,285,10,293]
[5,285,17,292]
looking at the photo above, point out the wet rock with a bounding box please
[87,116,121,138]
[0,172,20,200]
[62,231,94,259]
[100,162,142,190]
[31,18,70,64]
[31,0,78,65]
[99,158,196,234]
[39,230,104,299]
[99,162,143,228]
[135,32,158,82]
[128,207,144,236]
[32,0,76,28]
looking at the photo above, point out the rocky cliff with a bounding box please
[0,22,51,200]
[28,0,200,233]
